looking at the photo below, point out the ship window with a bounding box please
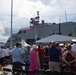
[23,30,26,33]
[68,33,72,36]
[18,31,22,34]
[7,40,10,42]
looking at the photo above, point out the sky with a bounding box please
[0,0,76,43]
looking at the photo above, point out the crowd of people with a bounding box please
[0,40,76,74]
[0,46,11,66]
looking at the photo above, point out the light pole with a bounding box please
[10,0,13,48]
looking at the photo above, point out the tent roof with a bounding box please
[21,39,30,47]
[36,34,76,43]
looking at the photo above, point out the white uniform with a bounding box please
[0,49,5,58]
[5,48,11,56]
[72,43,76,52]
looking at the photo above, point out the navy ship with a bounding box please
[5,11,76,47]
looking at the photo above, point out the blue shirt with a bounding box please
[11,47,23,62]
[48,46,61,62]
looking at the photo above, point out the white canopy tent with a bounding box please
[21,39,30,47]
[36,34,76,43]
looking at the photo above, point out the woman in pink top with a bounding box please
[29,45,40,74]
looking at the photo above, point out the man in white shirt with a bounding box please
[0,46,6,66]
[5,46,11,64]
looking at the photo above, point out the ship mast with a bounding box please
[30,11,40,26]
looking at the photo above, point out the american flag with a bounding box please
[31,16,40,21]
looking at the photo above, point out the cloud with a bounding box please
[0,23,9,42]
[0,0,76,23]
[0,24,5,34]
[28,0,51,5]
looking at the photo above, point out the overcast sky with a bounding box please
[0,0,76,43]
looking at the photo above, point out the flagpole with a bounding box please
[10,0,13,48]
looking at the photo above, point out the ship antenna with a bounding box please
[65,11,67,22]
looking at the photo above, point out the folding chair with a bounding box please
[22,70,34,75]
[34,69,45,75]
[3,68,12,72]
[3,68,12,75]
[60,71,74,75]
[42,64,49,70]
[12,68,22,75]
[45,71,60,75]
